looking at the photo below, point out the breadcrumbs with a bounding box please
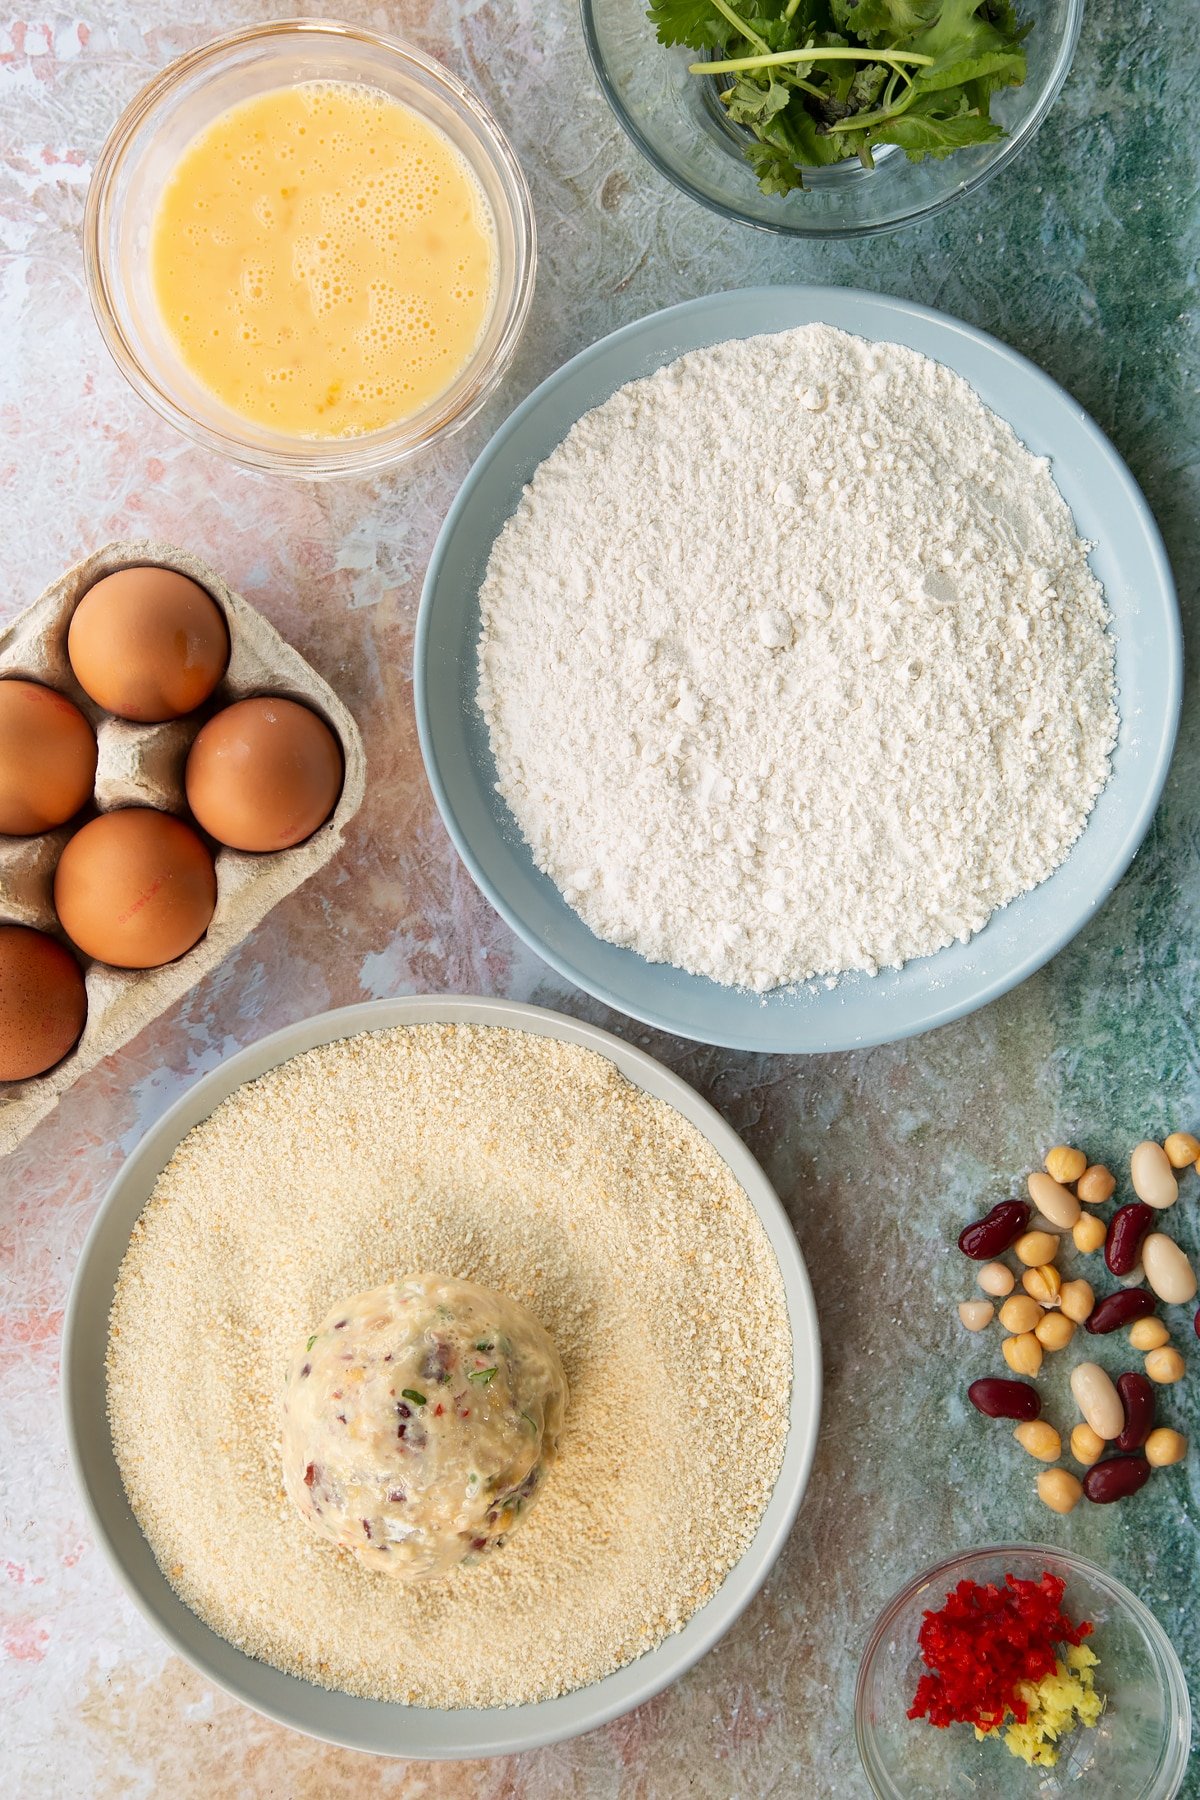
[107,1025,792,1707]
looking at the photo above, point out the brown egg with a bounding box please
[185,696,343,852]
[0,678,97,835]
[67,566,230,721]
[0,924,87,1080]
[54,808,217,968]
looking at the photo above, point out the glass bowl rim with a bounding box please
[579,0,1085,239]
[853,1541,1193,1800]
[83,16,537,477]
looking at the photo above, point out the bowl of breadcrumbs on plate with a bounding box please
[65,995,820,1758]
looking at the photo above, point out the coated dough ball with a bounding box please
[282,1276,568,1579]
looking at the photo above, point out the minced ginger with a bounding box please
[976,1644,1104,1767]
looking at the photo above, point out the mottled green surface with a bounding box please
[1,0,1197,1793]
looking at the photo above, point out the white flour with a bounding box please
[477,326,1118,992]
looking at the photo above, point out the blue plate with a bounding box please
[415,287,1181,1053]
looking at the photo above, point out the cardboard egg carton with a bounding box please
[0,540,366,1154]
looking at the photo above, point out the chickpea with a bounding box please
[1070,1422,1105,1466]
[1003,1331,1044,1376]
[1037,1468,1083,1514]
[1015,1230,1060,1267]
[1163,1132,1200,1170]
[1023,1264,1061,1305]
[1060,1278,1095,1324]
[1035,1311,1075,1352]
[1045,1146,1087,1185]
[1145,1428,1188,1468]
[1072,1213,1107,1255]
[1014,1420,1061,1462]
[1077,1163,1116,1205]
[977,1261,1015,1298]
[958,1300,994,1332]
[999,1295,1042,1335]
[1145,1347,1185,1385]
[1128,1317,1170,1351]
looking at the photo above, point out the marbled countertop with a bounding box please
[1,2,1197,1795]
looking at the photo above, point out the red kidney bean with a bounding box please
[1083,1455,1151,1504]
[1085,1288,1157,1334]
[1105,1203,1154,1277]
[968,1377,1041,1421]
[1115,1373,1155,1451]
[1195,1305,1200,1339]
[958,1201,1031,1260]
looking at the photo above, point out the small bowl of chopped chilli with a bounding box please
[581,0,1084,237]
[855,1546,1191,1798]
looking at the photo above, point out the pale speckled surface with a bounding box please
[1,2,1198,1796]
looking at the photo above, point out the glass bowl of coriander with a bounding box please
[580,0,1083,236]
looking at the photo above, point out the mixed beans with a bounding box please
[958,1134,1197,1513]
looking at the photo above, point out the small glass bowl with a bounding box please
[84,19,536,477]
[581,0,1083,237]
[855,1546,1192,1800]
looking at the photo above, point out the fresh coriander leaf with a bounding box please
[873,104,1004,156]
[305,1334,317,1351]
[722,76,794,127]
[833,0,941,40]
[468,1366,498,1385]
[648,0,737,48]
[914,42,1025,91]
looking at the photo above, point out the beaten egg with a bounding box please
[0,924,87,1080]
[0,679,97,835]
[54,807,217,968]
[68,566,230,722]
[185,697,343,852]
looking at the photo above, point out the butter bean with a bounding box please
[1028,1170,1081,1229]
[1014,1230,1060,1267]
[1071,1361,1124,1439]
[977,1262,1015,1298]
[1130,1140,1178,1209]
[1142,1233,1197,1305]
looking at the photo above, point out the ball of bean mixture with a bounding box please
[282,1275,568,1579]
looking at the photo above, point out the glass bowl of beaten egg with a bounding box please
[84,19,535,476]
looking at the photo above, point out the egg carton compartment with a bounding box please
[0,539,366,1154]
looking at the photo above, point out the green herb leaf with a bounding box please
[648,0,738,48]
[649,0,1028,195]
[306,1335,317,1352]
[521,1411,539,1431]
[468,1366,498,1386]
[401,1388,427,1406]
[722,76,794,128]
[874,101,1004,156]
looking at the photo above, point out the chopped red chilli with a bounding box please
[908,1572,1093,1732]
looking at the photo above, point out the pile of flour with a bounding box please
[477,325,1118,992]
